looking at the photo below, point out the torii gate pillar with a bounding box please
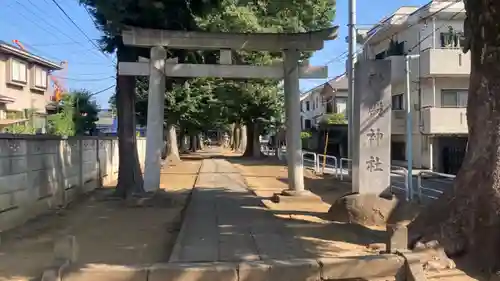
[143,46,166,192]
[119,26,338,195]
[282,49,305,194]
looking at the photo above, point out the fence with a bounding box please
[390,166,410,201]
[317,154,338,176]
[417,171,456,201]
[0,134,147,232]
[260,146,458,203]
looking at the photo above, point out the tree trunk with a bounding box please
[167,124,181,162]
[179,130,188,153]
[409,1,500,273]
[239,125,247,152]
[229,123,235,149]
[114,46,144,198]
[161,127,168,160]
[197,133,203,150]
[243,123,263,158]
[233,123,240,151]
[189,135,197,152]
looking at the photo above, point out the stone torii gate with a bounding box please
[118,26,337,196]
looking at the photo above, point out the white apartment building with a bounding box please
[361,0,468,174]
[300,74,348,130]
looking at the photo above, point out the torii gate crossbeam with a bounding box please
[119,26,338,198]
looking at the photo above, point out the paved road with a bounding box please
[268,148,454,201]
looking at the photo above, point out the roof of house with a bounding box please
[325,73,348,91]
[299,83,324,102]
[299,73,349,102]
[0,41,63,70]
[365,6,419,39]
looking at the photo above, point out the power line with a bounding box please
[363,0,462,53]
[82,5,101,31]
[49,0,115,64]
[16,0,96,52]
[53,75,115,82]
[92,85,115,95]
[21,42,65,62]
[66,72,113,76]
[407,9,465,52]
[29,40,100,46]
[4,3,60,41]
[7,1,113,64]
[319,0,463,73]
[303,1,464,96]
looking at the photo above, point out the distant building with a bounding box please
[95,109,146,136]
[299,74,348,130]
[0,41,62,131]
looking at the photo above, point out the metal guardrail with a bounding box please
[261,146,455,203]
[390,165,410,201]
[417,171,455,200]
[302,151,318,172]
[316,154,338,176]
[265,148,414,202]
[339,158,351,181]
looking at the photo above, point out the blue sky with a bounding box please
[0,0,428,108]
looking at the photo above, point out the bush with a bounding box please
[300,131,312,139]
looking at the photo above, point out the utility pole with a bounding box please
[347,0,356,165]
[405,54,420,200]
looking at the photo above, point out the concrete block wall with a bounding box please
[0,135,146,232]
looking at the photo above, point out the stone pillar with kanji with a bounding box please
[351,60,392,195]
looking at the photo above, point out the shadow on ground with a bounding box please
[0,152,207,281]
[171,186,386,263]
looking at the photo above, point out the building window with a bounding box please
[11,59,27,84]
[326,98,333,113]
[334,97,347,114]
[33,67,48,89]
[392,94,404,110]
[306,101,310,111]
[391,142,406,161]
[441,90,468,108]
[304,119,312,129]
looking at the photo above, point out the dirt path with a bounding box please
[230,154,487,280]
[0,157,203,281]
[228,156,384,257]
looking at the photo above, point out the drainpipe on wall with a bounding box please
[432,17,436,49]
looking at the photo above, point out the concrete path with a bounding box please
[169,158,315,263]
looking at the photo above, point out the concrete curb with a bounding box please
[50,254,407,281]
[396,251,428,281]
[168,160,204,263]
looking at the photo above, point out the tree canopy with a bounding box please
[83,0,336,195]
[47,89,100,136]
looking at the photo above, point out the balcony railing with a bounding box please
[420,47,470,77]
[421,107,468,135]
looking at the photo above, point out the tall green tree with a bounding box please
[409,0,500,273]
[79,0,218,197]
[194,0,335,157]
[47,90,100,136]
[73,90,100,135]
